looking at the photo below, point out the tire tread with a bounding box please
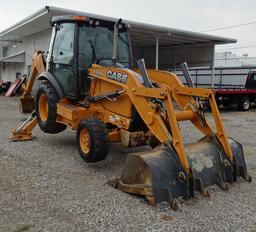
[77,118,109,162]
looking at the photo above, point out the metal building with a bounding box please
[0,6,236,82]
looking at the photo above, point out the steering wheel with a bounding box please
[94,57,112,64]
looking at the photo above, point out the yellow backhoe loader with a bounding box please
[13,15,251,209]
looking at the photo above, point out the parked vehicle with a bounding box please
[175,67,256,111]
[215,71,256,111]
[0,80,11,94]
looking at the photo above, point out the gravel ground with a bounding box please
[0,96,256,232]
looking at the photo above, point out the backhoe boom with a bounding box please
[19,51,46,114]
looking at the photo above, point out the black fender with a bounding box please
[38,71,64,99]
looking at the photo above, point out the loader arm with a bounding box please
[147,69,233,162]
[88,65,234,174]
[115,68,250,207]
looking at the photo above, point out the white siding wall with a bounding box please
[0,29,51,82]
[23,29,52,67]
[2,63,24,82]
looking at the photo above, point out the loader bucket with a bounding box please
[118,135,250,208]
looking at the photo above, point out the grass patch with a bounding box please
[13,224,30,232]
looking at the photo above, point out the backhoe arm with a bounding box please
[12,51,45,141]
[19,51,46,114]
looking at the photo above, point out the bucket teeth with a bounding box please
[118,135,251,209]
[170,199,180,211]
[194,178,210,197]
[220,182,229,191]
[202,189,210,198]
[146,196,156,206]
[229,138,251,182]
[215,173,229,191]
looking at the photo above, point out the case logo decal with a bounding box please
[107,71,128,83]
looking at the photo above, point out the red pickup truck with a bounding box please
[215,71,256,111]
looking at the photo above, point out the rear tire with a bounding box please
[238,97,250,111]
[35,82,66,133]
[77,118,109,163]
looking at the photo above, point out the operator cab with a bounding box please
[47,15,132,100]
[246,71,256,89]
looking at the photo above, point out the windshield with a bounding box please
[78,23,131,68]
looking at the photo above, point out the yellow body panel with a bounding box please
[91,78,132,118]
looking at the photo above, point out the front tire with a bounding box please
[35,82,66,133]
[77,118,109,163]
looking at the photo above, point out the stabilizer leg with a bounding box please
[12,111,37,141]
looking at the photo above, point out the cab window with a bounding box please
[78,24,131,69]
[50,23,76,98]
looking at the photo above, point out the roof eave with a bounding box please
[0,6,50,37]
[47,6,236,44]
[0,5,237,45]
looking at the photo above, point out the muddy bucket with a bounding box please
[118,135,251,208]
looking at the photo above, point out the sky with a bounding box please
[1,0,256,57]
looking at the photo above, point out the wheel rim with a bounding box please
[80,128,91,155]
[38,93,48,121]
[243,99,250,110]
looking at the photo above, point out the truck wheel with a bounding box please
[238,97,250,111]
[77,118,109,163]
[35,82,66,133]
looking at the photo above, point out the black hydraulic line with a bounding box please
[180,62,195,88]
[137,58,154,88]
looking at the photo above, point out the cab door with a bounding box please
[246,72,256,89]
[49,23,77,98]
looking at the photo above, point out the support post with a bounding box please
[155,37,159,70]
[211,45,215,88]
